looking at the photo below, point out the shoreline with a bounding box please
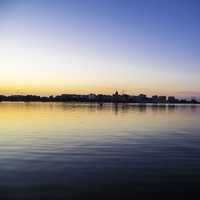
[0,101,200,105]
[1,93,199,104]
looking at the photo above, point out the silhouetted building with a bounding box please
[152,95,158,103]
[122,94,130,103]
[49,95,54,101]
[137,94,147,103]
[88,94,96,101]
[113,91,119,103]
[191,98,198,104]
[168,96,176,103]
[158,96,166,103]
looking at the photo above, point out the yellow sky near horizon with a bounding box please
[0,83,179,97]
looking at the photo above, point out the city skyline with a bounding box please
[0,91,199,103]
[1,0,200,97]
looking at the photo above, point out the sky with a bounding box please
[0,0,200,97]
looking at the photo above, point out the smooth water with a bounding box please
[0,102,200,199]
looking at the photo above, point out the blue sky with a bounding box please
[0,0,200,96]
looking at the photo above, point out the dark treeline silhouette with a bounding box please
[0,91,199,104]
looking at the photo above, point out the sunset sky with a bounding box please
[0,0,200,97]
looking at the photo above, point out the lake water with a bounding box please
[0,102,200,199]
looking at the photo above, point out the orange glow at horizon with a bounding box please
[0,83,179,97]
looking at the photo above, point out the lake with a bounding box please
[0,102,200,199]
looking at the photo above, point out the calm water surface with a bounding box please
[0,102,200,199]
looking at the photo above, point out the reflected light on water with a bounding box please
[0,102,200,199]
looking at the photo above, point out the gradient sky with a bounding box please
[0,0,200,96]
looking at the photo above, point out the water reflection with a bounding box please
[0,102,200,199]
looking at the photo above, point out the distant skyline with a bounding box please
[1,0,200,97]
